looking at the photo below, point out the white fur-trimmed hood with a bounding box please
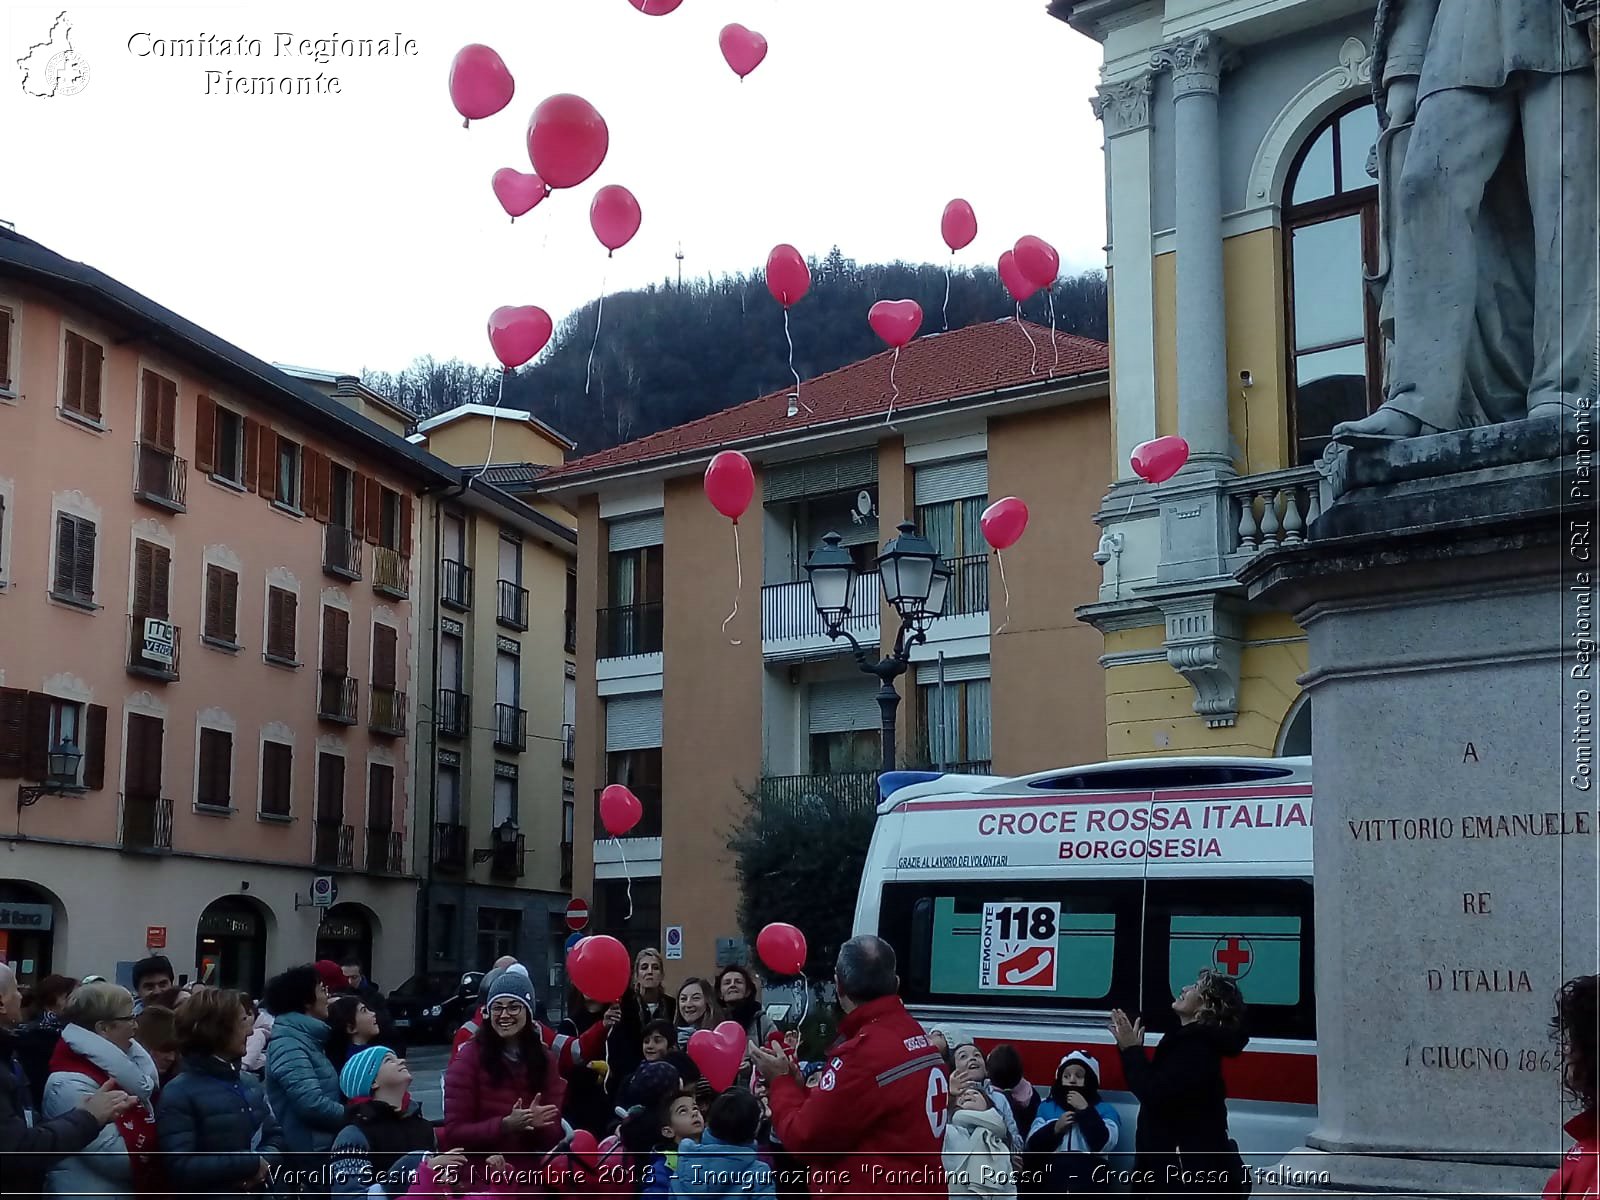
[59,1022,158,1101]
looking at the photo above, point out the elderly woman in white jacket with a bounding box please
[43,982,162,1200]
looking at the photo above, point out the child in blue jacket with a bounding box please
[640,1088,705,1197]
[1024,1052,1121,1195]
[669,1089,776,1200]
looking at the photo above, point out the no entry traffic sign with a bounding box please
[565,898,590,932]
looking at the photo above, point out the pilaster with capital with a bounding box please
[1090,73,1154,137]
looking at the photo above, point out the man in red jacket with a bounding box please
[753,935,946,1200]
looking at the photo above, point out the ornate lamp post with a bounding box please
[18,738,84,808]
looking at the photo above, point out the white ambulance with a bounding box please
[852,756,1315,1168]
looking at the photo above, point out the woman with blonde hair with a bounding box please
[43,982,163,1200]
[608,947,678,1086]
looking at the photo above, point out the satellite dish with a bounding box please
[856,490,875,517]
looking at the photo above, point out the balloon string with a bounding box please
[884,346,902,426]
[613,835,634,921]
[585,275,608,396]
[1016,303,1038,375]
[782,309,809,411]
[995,550,1012,636]
[474,370,506,479]
[798,971,811,1029]
[1047,289,1059,377]
[942,263,952,333]
[722,523,744,645]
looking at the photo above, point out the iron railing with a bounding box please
[317,672,359,724]
[133,444,187,511]
[126,616,181,682]
[561,723,576,766]
[490,834,526,881]
[370,686,408,737]
[596,602,664,658]
[433,822,468,872]
[441,559,473,610]
[373,547,409,598]
[436,689,470,739]
[323,524,362,580]
[758,772,880,824]
[592,786,663,839]
[760,572,880,643]
[493,704,527,752]
[366,828,403,874]
[119,793,173,853]
[497,581,529,630]
[942,553,990,617]
[314,820,354,870]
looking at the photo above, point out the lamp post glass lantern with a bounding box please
[804,521,946,774]
[17,738,83,808]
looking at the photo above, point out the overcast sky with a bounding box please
[3,1,1105,374]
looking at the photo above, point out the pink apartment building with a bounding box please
[0,228,459,995]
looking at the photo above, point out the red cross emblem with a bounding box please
[1213,936,1253,978]
[925,1069,950,1138]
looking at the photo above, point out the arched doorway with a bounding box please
[316,903,375,972]
[1277,695,1312,758]
[196,897,269,996]
[0,880,62,988]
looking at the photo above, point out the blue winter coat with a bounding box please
[264,1012,346,1153]
[157,1053,285,1200]
[669,1134,776,1200]
[640,1151,676,1198]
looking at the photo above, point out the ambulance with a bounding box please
[852,756,1315,1168]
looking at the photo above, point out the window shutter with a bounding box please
[364,478,382,545]
[604,694,663,751]
[317,753,345,821]
[914,457,989,506]
[83,704,107,790]
[373,624,397,688]
[0,307,11,390]
[258,428,278,502]
[133,541,154,616]
[400,494,414,558]
[352,472,368,538]
[62,332,83,413]
[82,340,103,420]
[243,420,259,492]
[0,688,26,778]
[807,680,881,733]
[73,520,95,602]
[282,591,298,659]
[323,606,349,672]
[126,713,164,796]
[159,378,177,451]
[306,451,328,522]
[140,371,159,444]
[195,395,216,474]
[222,570,238,643]
[205,565,223,639]
[53,515,74,595]
[150,544,171,621]
[265,589,282,656]
[22,692,50,780]
[607,512,665,551]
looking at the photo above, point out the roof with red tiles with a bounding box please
[543,319,1107,482]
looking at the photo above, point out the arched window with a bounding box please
[1283,101,1380,465]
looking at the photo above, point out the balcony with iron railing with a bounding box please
[433,821,468,872]
[317,672,359,724]
[373,547,409,599]
[119,793,173,853]
[592,786,663,840]
[314,820,354,870]
[561,723,575,766]
[493,704,527,752]
[365,828,404,874]
[441,559,473,611]
[942,554,990,617]
[370,687,408,737]
[489,833,526,881]
[560,839,574,889]
[497,580,529,631]
[436,689,470,739]
[757,773,880,824]
[323,524,362,581]
[133,443,187,512]
[597,602,664,659]
[761,571,880,653]
[126,616,181,682]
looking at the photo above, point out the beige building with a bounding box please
[538,321,1112,982]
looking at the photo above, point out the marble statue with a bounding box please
[1334,0,1598,444]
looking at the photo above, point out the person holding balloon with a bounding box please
[608,949,678,1088]
[712,966,779,1076]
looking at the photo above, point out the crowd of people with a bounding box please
[0,944,1592,1199]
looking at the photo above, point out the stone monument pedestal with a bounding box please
[1240,417,1596,1197]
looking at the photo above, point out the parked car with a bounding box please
[386,972,481,1043]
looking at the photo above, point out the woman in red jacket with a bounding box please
[1548,975,1598,1200]
[442,967,611,1188]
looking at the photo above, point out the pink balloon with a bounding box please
[868,299,923,349]
[1130,436,1192,484]
[449,44,514,124]
[766,245,811,309]
[998,251,1038,305]
[757,923,807,976]
[567,935,631,1004]
[942,199,977,252]
[1014,235,1060,290]
[528,94,609,189]
[598,784,643,837]
[492,169,546,221]
[487,306,553,371]
[719,24,768,78]
[590,185,642,255]
[687,1022,748,1092]
[980,497,1030,551]
[568,1130,599,1162]
[627,0,683,11]
[704,451,755,523]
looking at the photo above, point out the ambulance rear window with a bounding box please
[1027,764,1295,791]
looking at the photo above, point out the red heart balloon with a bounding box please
[765,245,811,309]
[980,497,1030,551]
[598,784,642,837]
[487,306,553,370]
[567,935,632,1004]
[568,1130,599,1160]
[868,299,923,349]
[590,185,642,254]
[998,250,1038,305]
[627,0,683,12]
[1130,435,1191,484]
[687,1021,749,1091]
[756,923,807,976]
[527,94,609,189]
[492,169,546,220]
[449,44,514,124]
[719,24,768,78]
[1013,235,1060,290]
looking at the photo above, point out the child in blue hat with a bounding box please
[330,1046,467,1200]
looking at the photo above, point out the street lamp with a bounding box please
[18,738,84,809]
[804,521,946,773]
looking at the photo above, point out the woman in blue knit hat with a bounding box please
[329,1046,466,1200]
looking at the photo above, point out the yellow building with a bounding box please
[1056,0,1387,760]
